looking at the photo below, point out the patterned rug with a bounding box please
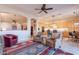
[4,40,73,55]
[4,40,35,55]
[40,48,73,55]
[15,43,49,55]
[54,49,73,55]
[40,47,55,55]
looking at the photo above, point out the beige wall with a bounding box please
[38,16,79,32]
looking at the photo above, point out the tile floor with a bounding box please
[60,38,79,55]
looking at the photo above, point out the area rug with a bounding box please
[4,40,51,55]
[40,47,55,55]
[54,49,73,55]
[4,40,35,55]
[15,43,49,55]
[4,40,73,55]
[40,48,73,55]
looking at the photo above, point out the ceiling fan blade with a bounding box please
[46,8,53,10]
[43,10,47,13]
[38,10,42,13]
[35,8,41,10]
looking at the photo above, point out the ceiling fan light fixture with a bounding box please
[35,4,53,14]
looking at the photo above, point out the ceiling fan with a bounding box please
[35,4,53,14]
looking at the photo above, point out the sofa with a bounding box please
[33,32,43,43]
[33,32,56,48]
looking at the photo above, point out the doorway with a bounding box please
[31,18,37,37]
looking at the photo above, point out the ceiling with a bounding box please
[2,4,79,18]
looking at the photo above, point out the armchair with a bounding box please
[46,38,55,48]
